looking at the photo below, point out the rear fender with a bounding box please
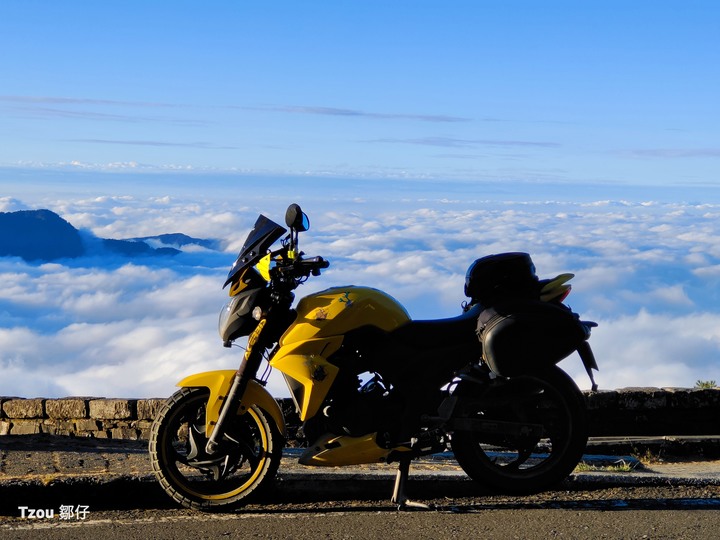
[177,370,286,437]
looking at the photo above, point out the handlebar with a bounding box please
[274,255,329,278]
[297,256,330,276]
[299,256,330,269]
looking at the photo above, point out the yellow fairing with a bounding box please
[176,371,286,437]
[256,253,273,282]
[269,337,343,420]
[298,433,412,466]
[228,267,252,296]
[272,286,411,421]
[299,433,388,466]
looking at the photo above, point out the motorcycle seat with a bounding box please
[388,303,482,348]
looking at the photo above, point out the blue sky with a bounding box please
[1,1,718,185]
[1,2,720,398]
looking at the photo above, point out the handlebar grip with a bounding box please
[302,256,330,269]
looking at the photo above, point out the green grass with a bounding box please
[574,459,636,473]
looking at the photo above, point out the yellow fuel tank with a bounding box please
[280,286,411,346]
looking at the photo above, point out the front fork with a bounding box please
[205,319,268,455]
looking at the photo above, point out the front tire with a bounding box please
[149,387,282,511]
[451,366,587,494]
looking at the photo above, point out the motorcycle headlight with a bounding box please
[218,288,263,344]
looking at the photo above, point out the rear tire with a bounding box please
[451,366,587,494]
[149,387,282,511]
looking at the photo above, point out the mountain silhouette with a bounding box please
[0,209,85,261]
[131,233,218,250]
[0,209,211,262]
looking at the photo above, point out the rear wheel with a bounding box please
[451,366,587,494]
[149,387,282,511]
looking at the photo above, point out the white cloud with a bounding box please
[564,310,720,391]
[3,184,720,398]
[693,265,720,278]
[0,197,29,212]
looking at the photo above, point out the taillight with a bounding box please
[556,286,571,303]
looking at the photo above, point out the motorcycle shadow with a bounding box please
[252,473,576,513]
[256,477,720,514]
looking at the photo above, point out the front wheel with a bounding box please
[451,366,587,494]
[149,387,283,511]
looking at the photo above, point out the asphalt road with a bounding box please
[2,482,719,539]
[2,435,719,538]
[2,507,720,540]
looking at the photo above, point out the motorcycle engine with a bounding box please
[299,372,400,442]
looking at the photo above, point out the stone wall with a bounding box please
[1,388,718,440]
[0,397,165,439]
[586,387,720,437]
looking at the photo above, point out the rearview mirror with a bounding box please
[285,203,310,232]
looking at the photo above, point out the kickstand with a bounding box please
[391,457,430,511]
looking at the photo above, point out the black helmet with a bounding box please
[464,252,538,306]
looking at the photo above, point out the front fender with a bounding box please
[177,370,286,437]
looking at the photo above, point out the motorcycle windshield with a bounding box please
[223,215,287,287]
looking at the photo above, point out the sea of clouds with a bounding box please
[1,174,719,398]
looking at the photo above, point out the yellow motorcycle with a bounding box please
[149,203,599,510]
